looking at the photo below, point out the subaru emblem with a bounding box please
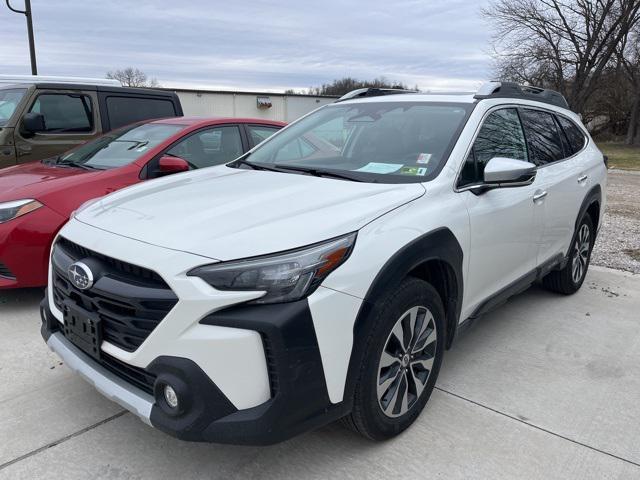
[68,262,94,290]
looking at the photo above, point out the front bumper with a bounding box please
[0,204,66,289]
[41,293,350,445]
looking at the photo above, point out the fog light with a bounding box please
[164,384,179,409]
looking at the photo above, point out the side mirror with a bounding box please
[158,155,189,175]
[22,112,46,134]
[484,157,536,186]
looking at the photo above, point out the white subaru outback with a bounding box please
[41,81,606,444]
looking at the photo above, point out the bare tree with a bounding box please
[106,67,160,88]
[483,0,640,115]
[308,77,409,96]
[615,26,640,144]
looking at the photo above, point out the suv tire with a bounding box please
[542,214,594,295]
[344,277,445,440]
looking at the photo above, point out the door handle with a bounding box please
[577,174,588,183]
[533,190,548,202]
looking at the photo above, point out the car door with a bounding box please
[13,90,100,163]
[457,107,543,312]
[519,108,581,266]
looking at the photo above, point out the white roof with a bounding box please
[0,74,121,87]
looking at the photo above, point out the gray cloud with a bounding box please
[0,0,493,92]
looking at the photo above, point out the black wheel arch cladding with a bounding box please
[343,227,463,406]
[570,184,602,258]
[576,184,601,230]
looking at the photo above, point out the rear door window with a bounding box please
[459,108,527,187]
[520,109,565,166]
[556,115,586,156]
[30,93,93,133]
[246,125,280,147]
[106,96,176,129]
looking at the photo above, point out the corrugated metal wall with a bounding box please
[174,90,336,123]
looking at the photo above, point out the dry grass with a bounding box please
[598,142,640,171]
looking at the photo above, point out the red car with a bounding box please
[0,117,285,289]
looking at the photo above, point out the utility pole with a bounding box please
[6,0,38,75]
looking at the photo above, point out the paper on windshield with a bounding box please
[356,162,402,174]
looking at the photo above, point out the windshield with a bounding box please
[0,88,27,127]
[57,123,184,170]
[243,101,473,183]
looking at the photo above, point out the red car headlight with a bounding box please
[0,199,43,224]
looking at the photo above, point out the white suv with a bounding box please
[41,81,606,444]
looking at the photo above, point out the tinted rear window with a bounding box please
[556,115,586,156]
[106,96,176,129]
[520,109,565,166]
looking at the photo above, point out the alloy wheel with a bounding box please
[572,223,590,284]
[376,306,437,418]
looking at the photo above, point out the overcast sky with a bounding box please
[1,0,493,92]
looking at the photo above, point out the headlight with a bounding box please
[188,232,357,304]
[0,199,43,224]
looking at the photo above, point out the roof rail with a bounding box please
[474,81,569,109]
[336,87,419,103]
[0,74,121,87]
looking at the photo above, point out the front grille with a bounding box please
[261,335,279,396]
[57,237,166,285]
[51,238,178,352]
[0,261,15,279]
[101,351,156,395]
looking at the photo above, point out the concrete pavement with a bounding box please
[0,266,638,479]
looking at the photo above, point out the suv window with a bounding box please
[30,93,93,133]
[247,125,280,146]
[0,88,26,127]
[459,108,527,187]
[520,109,565,166]
[106,96,176,129]
[167,126,243,169]
[556,115,586,156]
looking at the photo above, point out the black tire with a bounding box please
[542,214,594,295]
[344,277,446,440]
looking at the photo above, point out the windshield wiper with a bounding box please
[56,159,101,171]
[232,157,283,172]
[127,140,149,150]
[274,164,365,182]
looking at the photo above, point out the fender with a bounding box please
[342,228,463,405]
[575,184,602,231]
[568,184,602,259]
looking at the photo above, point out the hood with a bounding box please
[0,161,92,201]
[76,165,425,260]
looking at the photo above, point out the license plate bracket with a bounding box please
[63,303,102,360]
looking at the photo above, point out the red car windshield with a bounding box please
[56,123,184,170]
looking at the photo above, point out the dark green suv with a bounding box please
[0,80,182,168]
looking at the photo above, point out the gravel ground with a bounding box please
[591,169,640,274]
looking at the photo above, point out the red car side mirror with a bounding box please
[158,156,189,174]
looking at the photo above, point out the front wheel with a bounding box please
[344,277,445,440]
[542,214,594,294]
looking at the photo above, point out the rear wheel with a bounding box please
[542,214,594,294]
[344,277,445,440]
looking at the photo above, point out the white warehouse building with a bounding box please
[169,88,338,123]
